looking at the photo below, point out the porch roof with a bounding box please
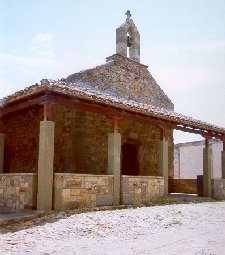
[1,79,225,139]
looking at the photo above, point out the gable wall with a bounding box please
[67,55,174,110]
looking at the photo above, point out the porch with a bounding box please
[0,80,225,211]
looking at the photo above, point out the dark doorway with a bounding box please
[122,143,139,176]
[3,145,11,173]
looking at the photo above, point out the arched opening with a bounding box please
[122,143,139,176]
[127,27,134,59]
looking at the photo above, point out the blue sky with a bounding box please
[0,0,225,143]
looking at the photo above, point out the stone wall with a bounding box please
[2,107,42,173]
[169,179,197,194]
[54,173,114,210]
[53,106,111,174]
[1,105,173,178]
[0,173,37,210]
[67,54,174,110]
[213,179,225,200]
[121,176,164,205]
[53,105,174,178]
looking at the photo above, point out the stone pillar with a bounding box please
[116,27,127,58]
[159,139,169,195]
[203,142,213,197]
[37,121,55,211]
[0,133,4,173]
[108,132,121,206]
[221,141,225,179]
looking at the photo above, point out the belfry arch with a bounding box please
[116,10,140,62]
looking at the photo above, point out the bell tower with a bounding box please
[116,10,140,63]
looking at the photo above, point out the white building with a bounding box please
[174,140,223,179]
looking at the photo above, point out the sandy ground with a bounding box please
[0,201,225,255]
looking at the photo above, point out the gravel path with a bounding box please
[0,201,225,254]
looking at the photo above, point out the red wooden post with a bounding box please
[205,137,209,148]
[112,116,119,133]
[159,127,169,141]
[44,101,52,121]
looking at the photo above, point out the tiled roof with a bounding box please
[1,79,225,134]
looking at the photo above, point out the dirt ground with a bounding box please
[0,201,225,254]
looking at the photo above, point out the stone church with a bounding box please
[0,11,225,211]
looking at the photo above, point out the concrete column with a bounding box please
[203,145,213,197]
[0,133,4,173]
[37,121,55,211]
[159,140,168,195]
[108,132,121,206]
[221,151,225,179]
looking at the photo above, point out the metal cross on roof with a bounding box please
[125,10,131,21]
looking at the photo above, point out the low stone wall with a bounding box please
[121,176,164,205]
[169,179,197,194]
[54,174,114,210]
[213,179,225,200]
[0,173,37,210]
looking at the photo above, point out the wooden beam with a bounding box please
[1,89,224,139]
[175,125,221,139]
[0,95,47,117]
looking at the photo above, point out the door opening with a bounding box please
[122,143,139,176]
[3,145,11,173]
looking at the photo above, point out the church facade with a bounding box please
[0,11,225,211]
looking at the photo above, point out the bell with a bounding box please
[127,36,133,47]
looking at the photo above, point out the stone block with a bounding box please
[63,195,76,203]
[90,194,96,202]
[122,194,134,205]
[80,193,92,207]
[122,177,129,193]
[96,195,113,206]
[98,186,108,194]
[62,189,70,196]
[97,178,107,186]
[19,187,29,193]
[85,176,98,182]
[65,178,84,188]
[70,189,80,196]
